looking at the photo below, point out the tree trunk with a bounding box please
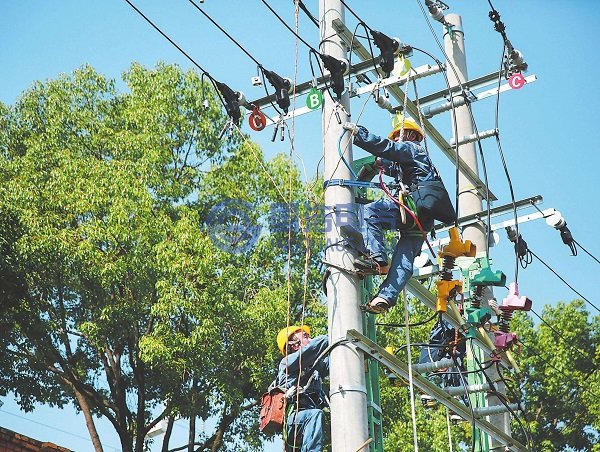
[161,416,175,452]
[73,388,104,452]
[188,416,196,452]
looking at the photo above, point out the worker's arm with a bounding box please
[352,125,418,164]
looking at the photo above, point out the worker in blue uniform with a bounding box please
[343,117,456,314]
[276,325,329,452]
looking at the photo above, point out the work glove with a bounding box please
[342,121,358,135]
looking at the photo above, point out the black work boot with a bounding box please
[353,256,389,275]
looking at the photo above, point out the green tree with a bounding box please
[0,63,326,452]
[511,300,600,451]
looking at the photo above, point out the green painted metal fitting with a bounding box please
[471,257,506,287]
[466,306,494,326]
[465,325,478,340]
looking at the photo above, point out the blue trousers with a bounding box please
[286,409,324,452]
[363,197,430,306]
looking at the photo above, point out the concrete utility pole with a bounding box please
[444,14,510,450]
[319,1,369,451]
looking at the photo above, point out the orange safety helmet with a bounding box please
[388,115,424,140]
[276,325,310,356]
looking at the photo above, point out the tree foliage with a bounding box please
[375,296,469,451]
[0,63,325,452]
[510,300,600,451]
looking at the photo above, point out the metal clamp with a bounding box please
[329,384,367,398]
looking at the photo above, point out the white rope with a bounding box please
[403,288,419,451]
[446,407,454,452]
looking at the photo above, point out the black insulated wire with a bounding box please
[415,3,495,236]
[260,0,318,54]
[259,0,347,100]
[296,0,319,27]
[376,311,438,328]
[411,46,461,228]
[573,240,600,265]
[187,0,262,67]
[529,308,596,363]
[492,43,522,282]
[528,249,600,314]
[187,0,293,115]
[124,0,210,76]
[337,0,402,76]
[123,0,236,119]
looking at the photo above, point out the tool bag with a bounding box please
[410,179,457,224]
[259,387,287,436]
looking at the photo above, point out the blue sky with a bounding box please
[2,1,599,450]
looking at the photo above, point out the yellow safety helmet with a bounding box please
[276,325,310,356]
[388,114,423,140]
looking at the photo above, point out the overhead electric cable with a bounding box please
[415,3,500,234]
[260,0,318,53]
[517,339,600,403]
[573,240,600,265]
[528,249,600,313]
[187,0,295,116]
[124,0,209,74]
[296,0,319,27]
[529,308,596,363]
[187,0,261,67]
[411,46,464,227]
[123,0,242,121]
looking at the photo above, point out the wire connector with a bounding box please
[263,69,292,114]
[424,0,449,24]
[546,211,577,256]
[319,53,348,99]
[369,30,400,76]
[215,81,242,125]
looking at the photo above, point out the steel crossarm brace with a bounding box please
[422,75,537,117]
[405,278,514,369]
[418,70,528,106]
[346,329,528,452]
[332,18,497,202]
[433,195,543,233]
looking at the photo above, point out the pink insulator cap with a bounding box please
[494,331,518,350]
[502,282,532,311]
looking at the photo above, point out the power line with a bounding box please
[123,0,244,124]
[529,308,596,363]
[259,0,318,54]
[124,0,210,76]
[573,239,600,265]
[186,0,295,116]
[516,339,600,404]
[0,408,121,451]
[186,0,262,68]
[528,249,600,313]
[296,0,319,27]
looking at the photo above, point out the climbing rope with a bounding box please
[402,288,420,451]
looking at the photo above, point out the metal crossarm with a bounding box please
[346,329,528,452]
